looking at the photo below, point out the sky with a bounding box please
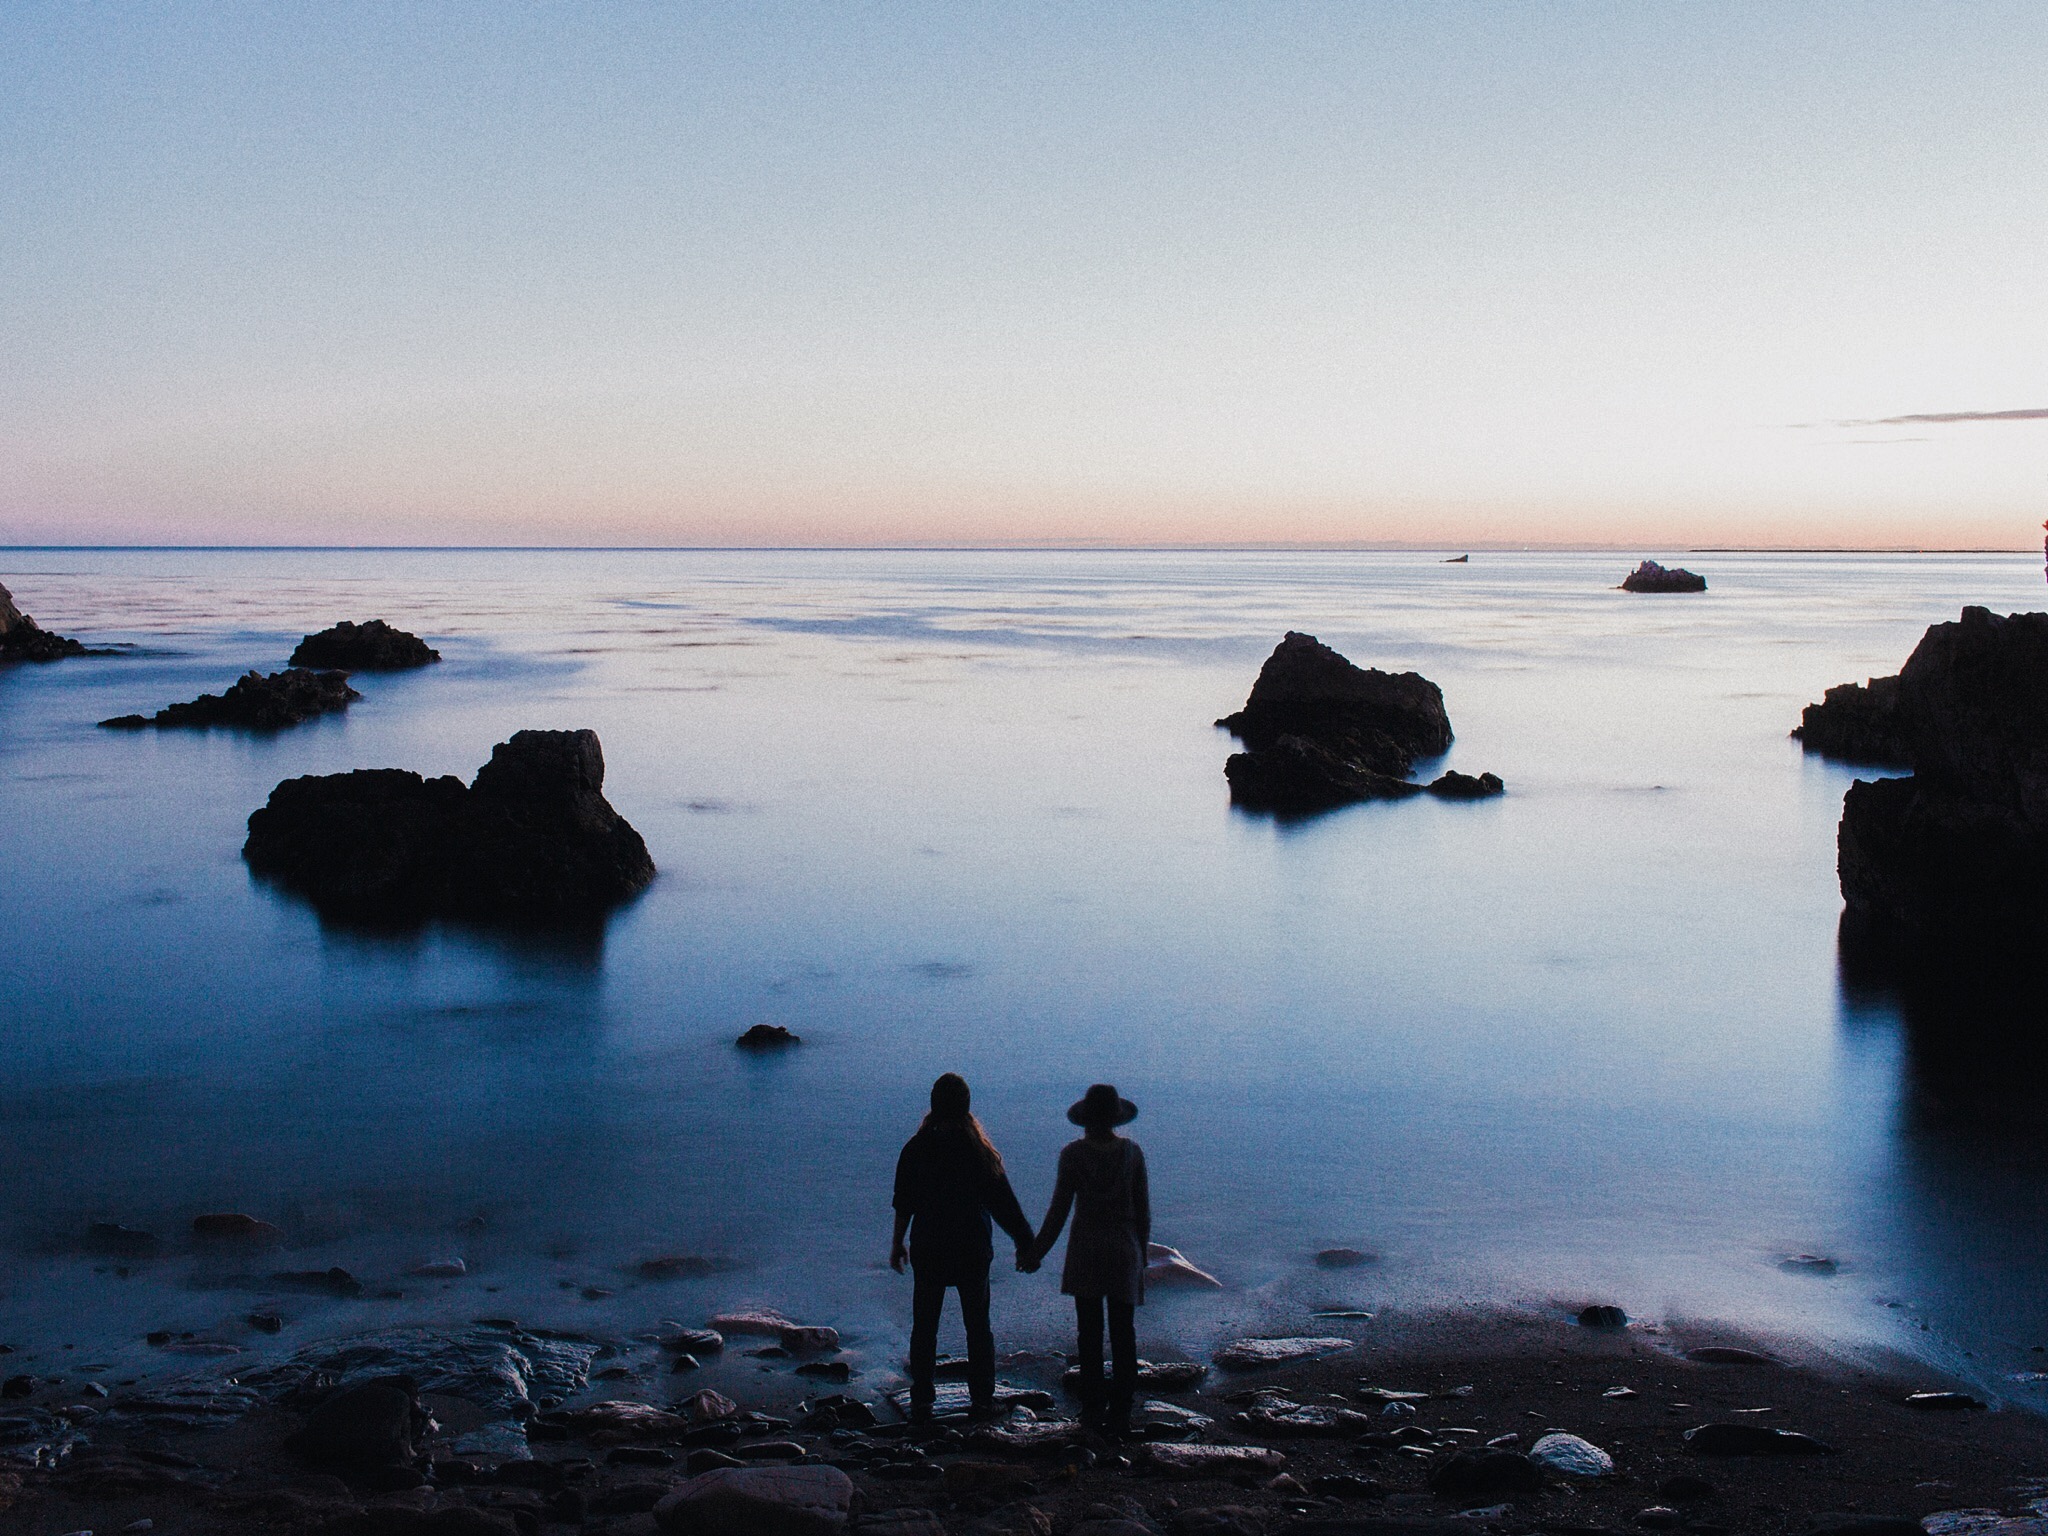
[2,2,2046,549]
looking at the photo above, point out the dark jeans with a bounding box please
[908,1263,994,1410]
[1073,1293,1137,1427]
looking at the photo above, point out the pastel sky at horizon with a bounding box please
[4,3,2047,549]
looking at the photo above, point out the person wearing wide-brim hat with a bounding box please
[1028,1083,1150,1437]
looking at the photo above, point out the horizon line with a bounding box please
[0,542,2036,556]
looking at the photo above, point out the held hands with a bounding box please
[1014,1241,1041,1274]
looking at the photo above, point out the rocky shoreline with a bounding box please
[4,1309,2043,1536]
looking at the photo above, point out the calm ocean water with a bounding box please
[2,548,2044,1396]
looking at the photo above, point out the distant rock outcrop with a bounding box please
[1827,607,2048,949]
[1793,675,1912,765]
[0,581,93,662]
[100,669,359,731]
[243,728,654,923]
[290,619,440,671]
[1621,561,1707,593]
[1218,632,1501,812]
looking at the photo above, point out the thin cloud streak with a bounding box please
[1853,407,2048,426]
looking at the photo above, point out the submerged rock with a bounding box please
[1620,560,1708,593]
[100,669,358,731]
[193,1213,285,1248]
[1830,608,2048,949]
[290,619,440,671]
[1219,634,1499,812]
[243,728,655,924]
[1577,1304,1628,1329]
[283,1374,424,1469]
[1426,770,1505,800]
[0,582,94,662]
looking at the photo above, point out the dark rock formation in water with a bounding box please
[0,581,93,662]
[1621,560,1707,593]
[283,1375,425,1470]
[1425,769,1506,800]
[1218,632,1501,812]
[736,1023,801,1049]
[290,618,440,671]
[99,669,359,731]
[1831,607,2048,949]
[1793,674,1912,765]
[243,728,655,924]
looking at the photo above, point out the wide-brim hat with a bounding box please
[1068,1083,1137,1127]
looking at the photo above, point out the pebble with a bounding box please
[1578,1305,1629,1329]
[408,1259,468,1278]
[1315,1247,1377,1269]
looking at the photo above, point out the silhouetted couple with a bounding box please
[890,1074,1149,1437]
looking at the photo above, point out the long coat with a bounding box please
[892,1121,1034,1284]
[1042,1136,1150,1305]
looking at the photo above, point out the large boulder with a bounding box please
[100,669,359,730]
[244,728,655,923]
[1218,633,1499,812]
[1831,608,2048,949]
[1620,560,1707,593]
[283,1374,424,1469]
[291,619,440,671]
[0,581,91,662]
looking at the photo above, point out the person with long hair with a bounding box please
[1028,1082,1149,1438]
[890,1072,1038,1421]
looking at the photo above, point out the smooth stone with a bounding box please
[1212,1337,1353,1370]
[1683,1422,1835,1456]
[269,1267,365,1297]
[1778,1254,1840,1276]
[1577,1305,1628,1329]
[410,1260,468,1279]
[679,1389,739,1423]
[1145,1443,1287,1478]
[1145,1243,1222,1288]
[659,1328,726,1355]
[1529,1432,1615,1477]
[652,1464,853,1536]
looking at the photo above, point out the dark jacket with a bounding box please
[893,1120,1034,1282]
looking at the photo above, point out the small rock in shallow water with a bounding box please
[192,1213,284,1247]
[410,1259,467,1278]
[1577,1305,1628,1329]
[85,1225,160,1258]
[270,1267,364,1297]
[736,1024,801,1049]
[640,1256,720,1280]
[1426,770,1505,800]
[1778,1254,1839,1275]
[1315,1247,1376,1269]
[1620,560,1707,593]
[660,1327,726,1354]
[248,1313,283,1334]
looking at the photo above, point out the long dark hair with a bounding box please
[920,1072,1004,1176]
